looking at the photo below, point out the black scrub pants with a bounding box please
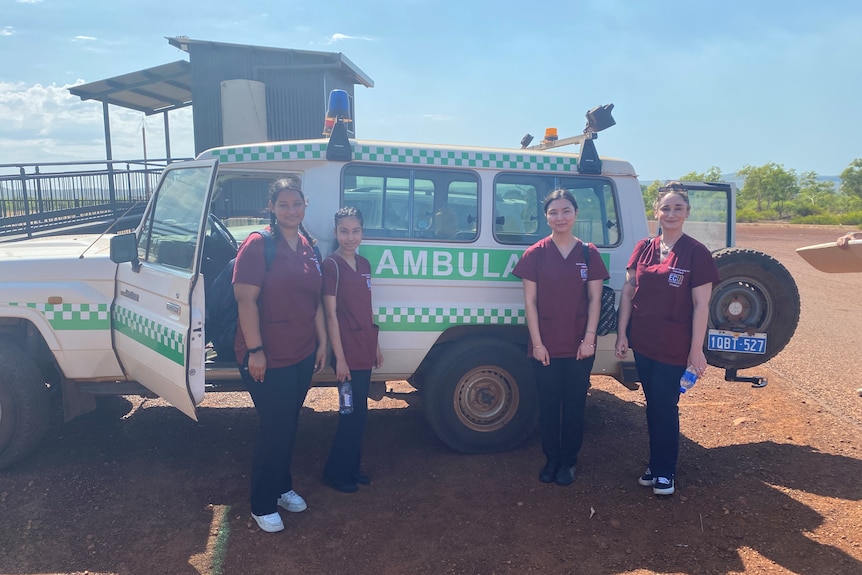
[532,355,595,468]
[323,368,371,484]
[633,351,686,479]
[243,351,314,516]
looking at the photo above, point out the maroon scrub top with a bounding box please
[322,254,379,370]
[626,235,719,366]
[233,228,323,367]
[513,237,610,359]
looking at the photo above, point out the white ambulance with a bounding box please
[0,103,800,467]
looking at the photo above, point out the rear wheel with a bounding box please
[0,341,51,469]
[705,248,800,370]
[424,338,537,453]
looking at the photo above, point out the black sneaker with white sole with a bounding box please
[653,476,675,495]
[638,468,655,487]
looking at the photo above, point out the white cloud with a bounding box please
[325,33,373,45]
[422,114,454,122]
[1,27,15,36]
[0,81,194,164]
[15,0,43,4]
[71,36,97,42]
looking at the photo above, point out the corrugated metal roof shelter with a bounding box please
[167,36,374,155]
[68,37,374,160]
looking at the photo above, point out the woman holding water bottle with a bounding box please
[321,207,383,494]
[614,182,719,496]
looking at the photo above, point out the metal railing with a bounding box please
[0,158,189,240]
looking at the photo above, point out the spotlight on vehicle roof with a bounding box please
[584,103,615,134]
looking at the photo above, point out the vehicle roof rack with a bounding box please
[520,104,615,175]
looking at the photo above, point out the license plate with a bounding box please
[707,329,767,354]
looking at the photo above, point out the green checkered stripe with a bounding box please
[353,145,579,172]
[208,141,579,172]
[112,305,184,365]
[375,306,525,332]
[6,302,109,330]
[208,142,328,164]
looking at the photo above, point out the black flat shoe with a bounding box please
[555,465,575,486]
[352,473,372,485]
[323,476,358,493]
[539,462,558,484]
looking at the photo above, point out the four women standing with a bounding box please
[237,180,715,533]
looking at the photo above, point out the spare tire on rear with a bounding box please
[705,248,800,370]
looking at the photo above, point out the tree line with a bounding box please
[641,159,862,226]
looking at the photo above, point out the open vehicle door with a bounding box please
[675,181,736,251]
[111,160,218,419]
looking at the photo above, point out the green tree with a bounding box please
[680,166,723,182]
[839,159,862,200]
[641,181,662,218]
[737,163,798,218]
[797,171,836,207]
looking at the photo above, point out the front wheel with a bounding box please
[423,338,537,453]
[705,248,800,370]
[0,341,51,470]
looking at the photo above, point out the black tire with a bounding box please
[424,338,537,453]
[0,341,51,470]
[705,248,800,370]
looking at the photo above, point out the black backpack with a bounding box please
[582,242,618,336]
[206,230,276,361]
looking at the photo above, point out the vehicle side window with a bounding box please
[559,177,621,247]
[138,167,212,272]
[493,174,620,247]
[342,165,479,241]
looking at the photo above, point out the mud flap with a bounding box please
[61,378,97,421]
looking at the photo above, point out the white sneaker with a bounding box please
[251,512,284,533]
[278,489,307,513]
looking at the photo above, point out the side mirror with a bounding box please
[110,233,140,269]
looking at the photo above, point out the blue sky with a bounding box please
[1,0,861,181]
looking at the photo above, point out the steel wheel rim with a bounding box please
[452,366,519,432]
[711,277,772,330]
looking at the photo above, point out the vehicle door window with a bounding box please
[493,174,619,247]
[138,167,214,272]
[559,177,621,247]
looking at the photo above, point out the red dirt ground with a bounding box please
[0,223,860,575]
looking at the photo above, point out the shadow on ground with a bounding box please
[0,387,860,575]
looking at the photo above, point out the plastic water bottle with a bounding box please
[679,367,698,393]
[338,380,354,415]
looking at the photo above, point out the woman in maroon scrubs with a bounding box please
[234,179,327,533]
[614,182,719,496]
[513,189,609,486]
[321,207,383,493]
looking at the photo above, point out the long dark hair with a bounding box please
[331,206,364,251]
[268,177,316,247]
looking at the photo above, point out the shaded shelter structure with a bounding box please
[68,60,192,163]
[68,36,374,161]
